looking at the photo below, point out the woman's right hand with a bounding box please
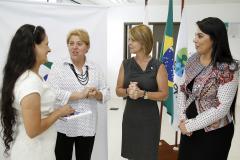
[82,87,91,98]
[128,82,143,99]
[128,82,137,96]
[56,105,75,117]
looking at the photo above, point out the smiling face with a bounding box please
[193,26,213,56]
[34,35,51,65]
[67,35,89,62]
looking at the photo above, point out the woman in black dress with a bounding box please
[178,17,239,160]
[116,24,168,160]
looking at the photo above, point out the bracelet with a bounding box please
[143,90,148,99]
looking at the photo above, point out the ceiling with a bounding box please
[24,0,240,5]
[63,0,240,5]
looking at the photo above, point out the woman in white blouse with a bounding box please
[0,24,74,160]
[47,28,110,160]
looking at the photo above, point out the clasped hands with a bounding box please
[127,82,144,100]
[82,87,100,99]
[178,119,192,136]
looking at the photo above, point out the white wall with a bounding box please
[107,3,240,98]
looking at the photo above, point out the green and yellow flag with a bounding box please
[39,61,53,81]
[160,0,174,121]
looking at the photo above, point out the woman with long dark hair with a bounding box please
[0,24,74,160]
[178,17,239,160]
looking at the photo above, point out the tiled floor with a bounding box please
[107,97,240,160]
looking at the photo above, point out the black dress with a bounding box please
[121,58,161,160]
[178,79,234,160]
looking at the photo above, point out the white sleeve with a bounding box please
[185,71,239,132]
[96,66,110,103]
[178,72,187,121]
[15,74,42,105]
[46,63,71,106]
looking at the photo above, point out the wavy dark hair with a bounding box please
[0,24,46,154]
[197,17,237,122]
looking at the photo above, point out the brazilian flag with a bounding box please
[41,61,53,81]
[160,0,174,121]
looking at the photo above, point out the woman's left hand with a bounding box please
[179,120,192,136]
[129,89,144,100]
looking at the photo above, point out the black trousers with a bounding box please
[55,132,95,160]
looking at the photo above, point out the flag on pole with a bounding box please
[143,0,149,25]
[173,8,189,128]
[160,0,174,121]
[39,61,53,81]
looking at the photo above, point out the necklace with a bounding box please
[69,64,89,85]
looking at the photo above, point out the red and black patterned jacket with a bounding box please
[178,53,239,132]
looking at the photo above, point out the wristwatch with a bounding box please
[143,90,148,99]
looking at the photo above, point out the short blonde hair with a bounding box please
[66,28,90,46]
[129,24,153,55]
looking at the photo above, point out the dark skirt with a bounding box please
[178,122,234,160]
[121,99,160,160]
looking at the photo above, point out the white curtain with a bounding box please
[0,1,108,160]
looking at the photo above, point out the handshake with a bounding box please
[127,82,145,100]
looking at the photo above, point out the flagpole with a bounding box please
[144,0,149,25]
[173,0,185,151]
[156,39,163,145]
[145,0,148,6]
[181,0,184,15]
[159,103,163,145]
[173,131,179,150]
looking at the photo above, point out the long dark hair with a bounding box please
[196,17,234,66]
[197,17,237,122]
[0,24,46,154]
